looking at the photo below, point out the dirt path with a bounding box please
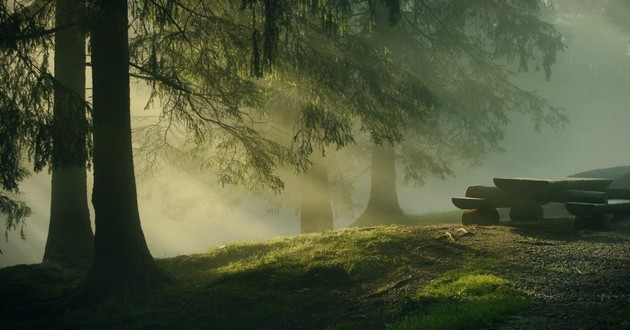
[454,219,630,329]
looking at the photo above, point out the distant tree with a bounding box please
[352,0,567,226]
[0,0,94,264]
[43,0,94,264]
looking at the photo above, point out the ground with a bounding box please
[458,219,630,329]
[1,216,630,329]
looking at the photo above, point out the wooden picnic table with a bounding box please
[451,177,630,230]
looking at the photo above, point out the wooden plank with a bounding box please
[465,185,541,204]
[551,189,608,204]
[452,197,508,209]
[465,185,607,204]
[493,177,612,192]
[599,188,630,200]
[565,199,630,216]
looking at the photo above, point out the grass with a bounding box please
[390,257,531,330]
[0,225,529,329]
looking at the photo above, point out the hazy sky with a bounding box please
[2,4,629,266]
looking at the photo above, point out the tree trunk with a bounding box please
[77,0,167,298]
[300,153,334,233]
[350,5,406,227]
[351,144,405,226]
[43,0,94,264]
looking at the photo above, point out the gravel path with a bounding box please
[460,218,630,329]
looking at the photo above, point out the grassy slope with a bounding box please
[0,224,529,329]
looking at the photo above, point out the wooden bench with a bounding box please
[452,177,630,230]
[566,199,630,229]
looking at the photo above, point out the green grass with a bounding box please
[0,226,529,329]
[391,257,531,330]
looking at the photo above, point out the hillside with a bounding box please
[571,165,630,188]
[571,165,630,179]
[1,223,629,329]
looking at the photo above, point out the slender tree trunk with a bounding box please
[77,0,167,297]
[351,144,404,226]
[43,0,94,264]
[300,153,334,233]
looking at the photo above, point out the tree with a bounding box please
[43,0,94,264]
[74,0,168,296]
[353,144,404,226]
[0,0,55,250]
[0,0,94,262]
[351,0,567,226]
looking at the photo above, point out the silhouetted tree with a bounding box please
[75,0,169,296]
[43,0,94,264]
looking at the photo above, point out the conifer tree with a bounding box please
[43,0,94,264]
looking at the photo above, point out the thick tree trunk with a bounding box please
[43,0,94,264]
[77,0,167,298]
[300,153,334,233]
[351,144,405,227]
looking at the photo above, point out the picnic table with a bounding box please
[451,177,630,230]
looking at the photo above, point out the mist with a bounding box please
[2,3,630,267]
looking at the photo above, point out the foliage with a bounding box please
[0,1,57,240]
[378,0,568,182]
[235,0,567,217]
[129,0,300,193]
[131,0,436,206]
[0,193,31,253]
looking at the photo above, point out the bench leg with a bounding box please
[462,209,500,225]
[509,205,543,221]
[573,214,613,231]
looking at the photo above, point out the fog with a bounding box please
[2,4,629,266]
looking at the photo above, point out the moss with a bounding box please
[390,257,531,330]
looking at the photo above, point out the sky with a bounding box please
[1,3,629,266]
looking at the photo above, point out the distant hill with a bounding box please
[571,166,630,179]
[571,166,630,189]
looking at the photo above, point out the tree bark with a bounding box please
[77,0,167,298]
[300,152,334,233]
[351,144,405,226]
[43,0,94,264]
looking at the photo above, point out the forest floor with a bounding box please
[1,216,630,329]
